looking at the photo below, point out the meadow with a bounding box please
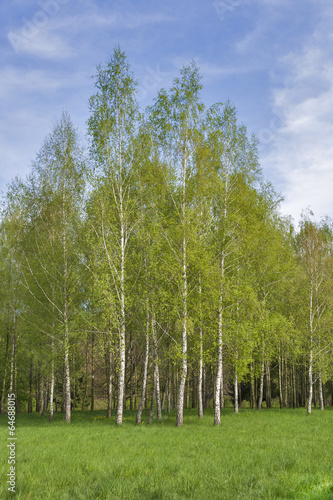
[1,408,332,499]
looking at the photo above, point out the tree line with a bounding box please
[1,47,332,426]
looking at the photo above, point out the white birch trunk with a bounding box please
[257,358,264,411]
[319,372,324,410]
[307,287,314,414]
[136,315,149,424]
[39,373,44,415]
[176,234,188,426]
[0,329,10,414]
[148,375,156,424]
[152,314,162,420]
[9,321,16,396]
[64,330,71,423]
[106,343,113,418]
[198,280,203,419]
[234,368,239,414]
[49,341,54,422]
[116,166,126,425]
[214,254,224,426]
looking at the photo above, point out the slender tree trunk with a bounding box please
[266,360,271,409]
[61,363,66,412]
[82,342,88,411]
[9,323,16,396]
[39,374,44,415]
[72,351,76,411]
[148,374,156,424]
[292,363,296,409]
[220,378,224,410]
[152,314,162,420]
[90,333,95,412]
[49,342,54,422]
[55,373,58,413]
[319,372,324,411]
[176,232,188,427]
[0,328,10,414]
[198,280,203,419]
[136,315,149,424]
[214,254,224,426]
[257,358,264,411]
[279,354,283,409]
[161,378,167,410]
[106,343,113,418]
[307,288,314,415]
[186,374,190,409]
[116,174,126,425]
[42,376,49,416]
[28,359,33,414]
[284,358,288,408]
[234,368,239,414]
[250,362,255,409]
[64,333,71,423]
[167,364,171,413]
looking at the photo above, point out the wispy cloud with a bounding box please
[261,6,333,223]
[7,29,74,59]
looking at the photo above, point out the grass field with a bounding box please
[1,408,332,499]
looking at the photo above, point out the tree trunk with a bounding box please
[250,362,255,409]
[176,231,188,427]
[61,363,66,412]
[82,342,89,411]
[307,351,313,414]
[167,365,171,413]
[152,314,162,420]
[106,343,113,418]
[161,378,167,410]
[28,359,33,414]
[42,376,49,416]
[279,354,283,409]
[307,285,314,414]
[39,374,44,415]
[266,360,271,409]
[234,368,239,414]
[116,199,126,426]
[319,372,324,411]
[284,358,288,408]
[136,316,149,424]
[214,254,224,426]
[0,328,10,414]
[49,345,54,422]
[148,375,156,424]
[198,282,203,418]
[257,358,264,411]
[90,332,95,412]
[292,363,296,409]
[9,323,16,396]
[72,351,76,411]
[64,329,71,423]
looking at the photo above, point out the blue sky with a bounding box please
[1,0,332,224]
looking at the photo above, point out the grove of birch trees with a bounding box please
[1,47,333,425]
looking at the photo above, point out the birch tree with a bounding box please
[297,214,333,414]
[149,62,204,426]
[6,111,85,423]
[88,46,140,425]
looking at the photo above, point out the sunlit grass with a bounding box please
[1,408,332,499]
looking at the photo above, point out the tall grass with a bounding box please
[1,408,332,499]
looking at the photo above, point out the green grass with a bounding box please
[1,408,333,499]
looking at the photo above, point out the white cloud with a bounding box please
[7,27,74,59]
[261,8,333,223]
[0,67,77,99]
